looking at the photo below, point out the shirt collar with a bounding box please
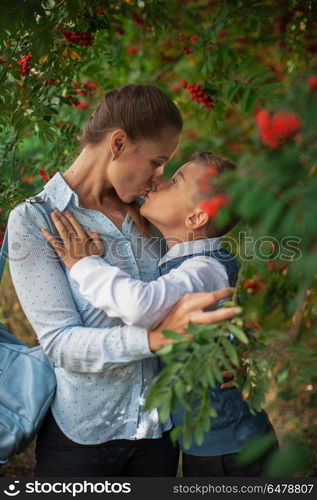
[43,172,81,212]
[158,237,222,267]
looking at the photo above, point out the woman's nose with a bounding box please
[151,170,164,189]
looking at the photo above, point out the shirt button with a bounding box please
[124,242,130,247]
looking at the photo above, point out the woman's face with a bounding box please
[108,127,179,203]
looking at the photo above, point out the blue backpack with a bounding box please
[0,201,56,463]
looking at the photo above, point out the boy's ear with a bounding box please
[185,208,209,230]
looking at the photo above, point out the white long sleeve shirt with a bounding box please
[70,238,230,331]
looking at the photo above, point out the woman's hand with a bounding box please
[148,287,240,389]
[40,208,104,269]
[148,288,239,350]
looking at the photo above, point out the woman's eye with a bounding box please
[170,177,177,186]
[151,161,162,168]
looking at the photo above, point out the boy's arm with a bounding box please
[70,255,229,330]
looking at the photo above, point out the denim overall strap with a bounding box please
[203,248,240,287]
[160,248,240,287]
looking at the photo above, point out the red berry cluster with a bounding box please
[16,52,32,76]
[243,279,267,293]
[71,80,98,97]
[39,169,57,183]
[75,102,89,109]
[178,33,199,55]
[132,13,144,25]
[115,26,125,36]
[66,95,80,106]
[61,29,93,46]
[95,6,106,15]
[45,78,57,86]
[66,94,89,109]
[198,165,218,192]
[21,175,34,184]
[267,261,289,271]
[181,81,213,109]
[256,109,302,149]
[126,45,141,56]
[132,12,152,31]
[200,194,230,218]
[308,75,317,92]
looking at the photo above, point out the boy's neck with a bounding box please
[160,228,209,249]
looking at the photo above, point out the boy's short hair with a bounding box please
[189,151,238,237]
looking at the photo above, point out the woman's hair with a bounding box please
[78,84,183,145]
[78,84,183,237]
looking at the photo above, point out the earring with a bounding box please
[112,153,119,161]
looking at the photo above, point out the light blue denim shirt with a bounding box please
[7,172,172,444]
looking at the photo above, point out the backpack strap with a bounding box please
[0,196,55,284]
[0,227,9,283]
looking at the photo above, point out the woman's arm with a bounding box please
[7,204,156,372]
[69,255,229,330]
[8,204,239,373]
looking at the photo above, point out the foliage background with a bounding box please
[0,0,317,477]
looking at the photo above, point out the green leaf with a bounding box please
[163,329,188,342]
[158,390,173,422]
[264,438,311,477]
[194,423,204,446]
[170,426,183,445]
[236,55,254,73]
[251,71,276,85]
[156,344,174,355]
[227,323,249,344]
[228,82,242,101]
[220,337,240,367]
[211,363,223,383]
[244,66,268,81]
[235,430,278,466]
[241,87,250,111]
[257,83,282,95]
[174,382,191,411]
[182,426,193,450]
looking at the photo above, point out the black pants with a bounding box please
[182,422,279,477]
[34,410,179,477]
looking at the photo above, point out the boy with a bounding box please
[42,152,278,476]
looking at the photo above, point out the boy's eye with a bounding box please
[151,161,162,168]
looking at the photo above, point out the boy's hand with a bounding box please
[40,208,104,269]
[220,369,236,389]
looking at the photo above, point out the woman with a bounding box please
[7,84,238,477]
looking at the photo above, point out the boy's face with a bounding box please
[140,161,205,232]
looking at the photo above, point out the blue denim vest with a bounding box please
[159,248,269,456]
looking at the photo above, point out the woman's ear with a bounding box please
[110,128,127,156]
[185,208,209,230]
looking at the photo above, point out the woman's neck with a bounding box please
[63,146,119,209]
